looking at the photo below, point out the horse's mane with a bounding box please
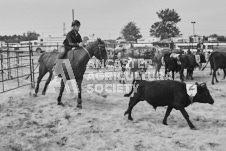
[85,39,105,50]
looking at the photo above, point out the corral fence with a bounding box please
[2,42,224,94]
[0,43,60,94]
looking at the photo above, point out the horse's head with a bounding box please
[92,38,108,67]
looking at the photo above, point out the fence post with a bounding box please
[31,44,35,88]
[7,43,11,79]
[1,52,4,92]
[16,50,20,87]
[29,42,34,88]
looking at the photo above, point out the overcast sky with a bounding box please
[0,0,226,39]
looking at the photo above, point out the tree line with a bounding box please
[0,31,40,43]
[121,8,226,42]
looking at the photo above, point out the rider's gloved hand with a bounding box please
[79,42,84,47]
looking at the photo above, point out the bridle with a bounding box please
[97,44,105,61]
[82,43,105,60]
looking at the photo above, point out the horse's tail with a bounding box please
[25,62,40,79]
[25,52,46,80]
[38,52,46,63]
[201,51,215,71]
[124,79,136,97]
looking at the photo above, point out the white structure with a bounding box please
[116,38,126,43]
[137,37,160,43]
[172,37,189,43]
[208,37,218,42]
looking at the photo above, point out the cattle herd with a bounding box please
[34,45,226,130]
[120,48,226,129]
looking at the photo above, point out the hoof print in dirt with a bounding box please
[57,137,68,146]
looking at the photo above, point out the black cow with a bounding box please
[165,53,205,81]
[124,80,214,129]
[164,53,181,80]
[179,54,197,81]
[202,51,226,84]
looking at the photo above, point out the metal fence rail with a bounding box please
[0,45,33,93]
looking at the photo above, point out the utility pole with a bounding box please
[191,21,196,50]
[72,9,74,21]
[191,21,196,36]
[63,23,66,36]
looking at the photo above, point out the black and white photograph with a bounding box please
[0,0,226,150]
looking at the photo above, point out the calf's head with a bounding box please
[193,82,214,104]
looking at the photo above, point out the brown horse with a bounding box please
[34,38,107,108]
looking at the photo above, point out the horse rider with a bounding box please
[54,20,85,76]
[170,40,174,53]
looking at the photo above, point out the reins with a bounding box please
[82,46,91,59]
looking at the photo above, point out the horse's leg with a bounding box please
[186,68,189,79]
[215,68,219,83]
[158,65,161,79]
[42,72,53,95]
[57,79,65,106]
[191,68,194,80]
[172,71,174,80]
[154,64,157,79]
[165,65,168,78]
[76,78,83,109]
[210,68,212,75]
[180,67,184,82]
[34,66,48,97]
[218,70,220,76]
[119,71,126,84]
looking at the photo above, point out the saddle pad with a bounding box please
[186,84,197,97]
[195,55,200,64]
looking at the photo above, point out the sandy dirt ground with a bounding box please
[0,67,226,151]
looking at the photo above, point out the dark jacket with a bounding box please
[170,42,174,49]
[63,29,82,51]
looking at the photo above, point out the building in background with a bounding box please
[137,37,160,43]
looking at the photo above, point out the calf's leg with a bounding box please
[180,108,195,129]
[222,69,226,80]
[124,97,140,121]
[162,106,173,125]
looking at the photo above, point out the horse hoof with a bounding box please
[162,121,168,125]
[33,93,37,97]
[42,92,46,95]
[191,126,197,130]
[124,94,130,97]
[58,102,65,107]
[77,104,82,109]
[128,117,133,121]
